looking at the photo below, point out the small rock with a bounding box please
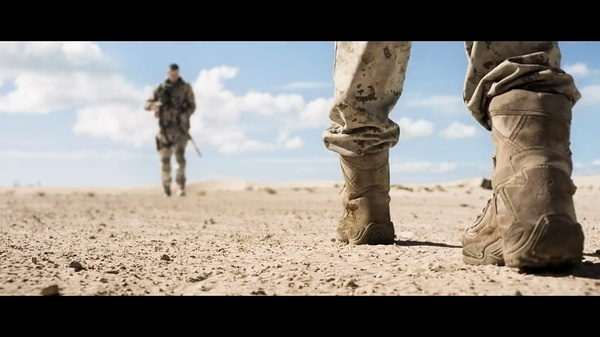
[346,280,359,288]
[514,290,523,296]
[251,289,266,295]
[160,254,171,261]
[480,178,492,190]
[41,285,60,296]
[595,249,600,255]
[32,257,38,264]
[69,261,84,271]
[106,270,119,274]
[188,274,209,283]
[99,278,108,283]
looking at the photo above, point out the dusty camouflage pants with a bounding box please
[158,137,188,188]
[323,41,582,156]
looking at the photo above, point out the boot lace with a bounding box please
[475,195,493,222]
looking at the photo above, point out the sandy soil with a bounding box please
[1,176,600,296]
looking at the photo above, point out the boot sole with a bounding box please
[462,237,505,266]
[503,215,584,269]
[345,222,395,245]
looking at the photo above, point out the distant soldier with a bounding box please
[144,63,196,197]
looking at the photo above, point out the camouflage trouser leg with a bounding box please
[462,41,581,129]
[159,147,173,187]
[174,139,187,189]
[322,42,582,156]
[322,41,411,156]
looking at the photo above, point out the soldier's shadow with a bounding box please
[393,241,600,280]
[517,254,600,280]
[394,240,462,249]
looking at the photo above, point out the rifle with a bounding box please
[185,130,203,158]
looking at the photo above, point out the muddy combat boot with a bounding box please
[461,89,585,269]
[337,150,395,245]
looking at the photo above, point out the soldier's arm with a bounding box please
[144,85,162,111]
[185,83,196,116]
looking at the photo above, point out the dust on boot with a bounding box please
[337,150,395,245]
[176,178,186,197]
[462,89,585,269]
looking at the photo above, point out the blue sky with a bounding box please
[1,41,600,187]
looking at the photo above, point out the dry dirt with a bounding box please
[1,177,600,296]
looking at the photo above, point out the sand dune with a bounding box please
[4,174,599,194]
[1,174,600,295]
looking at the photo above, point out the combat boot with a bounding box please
[163,184,172,197]
[462,89,584,269]
[337,150,395,245]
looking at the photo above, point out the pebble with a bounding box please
[69,261,84,271]
[41,285,60,296]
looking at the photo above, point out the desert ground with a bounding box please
[1,176,600,296]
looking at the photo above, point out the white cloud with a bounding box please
[0,42,333,155]
[241,91,305,115]
[439,121,479,139]
[578,85,600,106]
[398,117,435,139]
[276,131,304,150]
[198,126,275,155]
[404,94,465,115]
[188,66,331,154]
[279,81,332,90]
[0,72,142,115]
[292,97,334,129]
[73,102,157,148]
[0,42,116,79]
[571,160,600,176]
[284,138,304,149]
[239,157,337,164]
[564,63,598,78]
[390,161,456,174]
